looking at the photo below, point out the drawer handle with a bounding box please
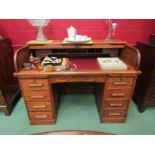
[32,105,47,109]
[34,115,48,119]
[113,82,128,85]
[30,96,44,99]
[110,103,123,107]
[153,95,155,98]
[109,113,121,116]
[111,93,125,97]
[29,83,43,87]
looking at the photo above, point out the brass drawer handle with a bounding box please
[34,115,48,119]
[110,103,123,107]
[30,96,44,99]
[111,93,125,97]
[109,113,121,116]
[29,83,43,87]
[32,105,47,109]
[113,82,128,85]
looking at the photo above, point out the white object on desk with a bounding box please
[97,57,127,70]
[64,35,91,43]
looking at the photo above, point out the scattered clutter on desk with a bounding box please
[97,57,127,70]
[38,56,70,72]
[29,53,41,69]
[24,52,78,72]
[23,62,32,70]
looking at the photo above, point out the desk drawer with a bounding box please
[20,79,49,91]
[50,75,106,83]
[101,117,126,123]
[106,77,135,89]
[29,111,53,120]
[104,100,129,108]
[104,89,132,100]
[26,101,52,112]
[24,90,50,101]
[102,108,128,117]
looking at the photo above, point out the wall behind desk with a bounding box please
[0,19,155,52]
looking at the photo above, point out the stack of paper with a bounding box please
[97,57,127,70]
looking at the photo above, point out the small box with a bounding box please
[97,57,127,70]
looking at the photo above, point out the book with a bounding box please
[97,57,127,70]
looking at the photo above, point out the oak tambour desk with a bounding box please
[14,40,141,125]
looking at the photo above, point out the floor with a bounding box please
[0,94,155,135]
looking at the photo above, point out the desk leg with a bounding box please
[94,83,105,119]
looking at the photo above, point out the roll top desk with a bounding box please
[14,40,141,125]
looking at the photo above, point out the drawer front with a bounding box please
[26,101,52,112]
[104,89,132,100]
[106,77,135,89]
[102,108,128,117]
[20,79,49,91]
[24,90,50,101]
[50,75,106,83]
[144,87,155,103]
[101,117,126,123]
[104,100,129,108]
[29,111,53,120]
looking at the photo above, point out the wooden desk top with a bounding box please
[15,58,139,78]
[28,40,127,49]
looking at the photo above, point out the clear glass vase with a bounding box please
[105,19,117,40]
[28,19,49,41]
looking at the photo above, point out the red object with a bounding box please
[0,19,155,52]
[70,58,99,70]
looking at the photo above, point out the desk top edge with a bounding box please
[28,40,127,49]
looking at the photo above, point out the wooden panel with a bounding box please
[133,40,155,112]
[24,90,50,101]
[106,77,135,89]
[103,100,129,108]
[104,89,132,100]
[26,101,52,112]
[144,87,155,104]
[0,38,20,115]
[20,79,49,91]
